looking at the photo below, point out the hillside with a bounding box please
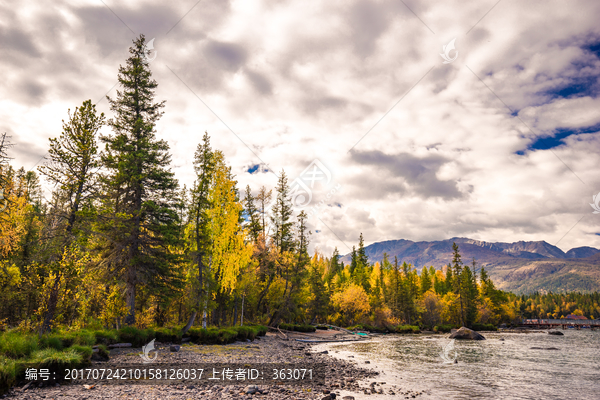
[341,238,600,294]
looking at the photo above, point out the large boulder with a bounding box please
[449,327,486,340]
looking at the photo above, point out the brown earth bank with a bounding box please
[4,331,403,400]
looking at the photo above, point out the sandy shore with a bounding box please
[6,331,387,400]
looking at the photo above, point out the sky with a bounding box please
[1,0,600,256]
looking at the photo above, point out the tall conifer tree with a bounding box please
[98,35,181,325]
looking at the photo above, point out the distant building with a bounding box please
[565,314,587,320]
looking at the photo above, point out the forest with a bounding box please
[1,36,599,339]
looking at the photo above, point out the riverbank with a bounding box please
[6,332,379,400]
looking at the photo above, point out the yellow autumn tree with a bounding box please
[201,151,252,324]
[332,283,370,325]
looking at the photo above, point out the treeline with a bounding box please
[513,292,600,320]
[2,35,588,335]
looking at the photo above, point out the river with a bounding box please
[314,329,600,400]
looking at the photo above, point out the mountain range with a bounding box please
[341,237,600,294]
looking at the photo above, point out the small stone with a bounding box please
[170,345,181,352]
[342,397,355,400]
[245,385,259,394]
[365,361,370,364]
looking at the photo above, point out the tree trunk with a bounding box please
[40,274,61,336]
[240,294,244,326]
[181,311,197,335]
[202,298,208,329]
[233,295,238,326]
[124,264,136,325]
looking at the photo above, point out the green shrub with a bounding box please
[433,324,454,333]
[154,327,181,343]
[29,348,87,370]
[470,323,498,332]
[0,358,18,395]
[117,326,149,347]
[234,326,256,341]
[71,330,96,346]
[0,333,38,359]
[395,325,420,334]
[68,345,93,360]
[249,325,268,336]
[40,334,63,351]
[187,326,268,345]
[92,329,119,345]
[217,328,238,344]
[347,324,388,333]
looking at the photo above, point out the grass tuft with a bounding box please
[0,333,38,359]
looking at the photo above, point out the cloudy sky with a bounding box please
[2,0,600,256]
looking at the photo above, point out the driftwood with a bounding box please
[267,326,288,340]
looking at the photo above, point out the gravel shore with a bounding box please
[6,333,382,400]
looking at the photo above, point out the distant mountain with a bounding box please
[341,237,600,294]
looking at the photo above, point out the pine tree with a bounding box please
[357,233,369,267]
[451,243,465,326]
[420,266,432,295]
[182,132,215,332]
[349,246,358,274]
[243,185,261,243]
[255,186,272,239]
[98,34,181,325]
[271,171,294,253]
[0,133,13,191]
[37,99,104,333]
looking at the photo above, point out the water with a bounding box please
[318,330,600,399]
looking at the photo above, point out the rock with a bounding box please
[108,343,132,348]
[365,361,370,364]
[321,396,332,400]
[245,385,259,394]
[170,345,181,352]
[321,350,329,354]
[548,331,564,336]
[323,389,331,394]
[448,327,486,340]
[342,397,355,400]
[530,347,560,350]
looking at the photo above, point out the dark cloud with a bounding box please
[203,40,247,72]
[245,69,273,95]
[349,149,463,199]
[0,26,41,58]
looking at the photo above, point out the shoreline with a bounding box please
[7,329,572,399]
[7,332,379,400]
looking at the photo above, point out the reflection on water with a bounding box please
[329,330,600,399]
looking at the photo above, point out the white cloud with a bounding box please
[2,0,600,256]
